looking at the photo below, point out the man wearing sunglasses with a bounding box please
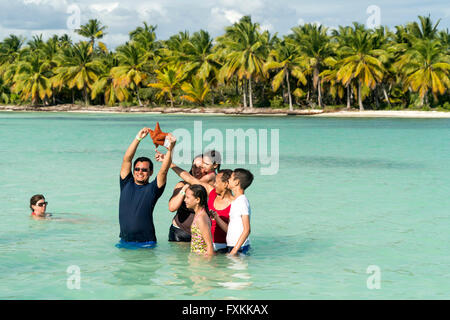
[117,127,177,248]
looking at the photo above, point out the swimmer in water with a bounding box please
[30,194,51,220]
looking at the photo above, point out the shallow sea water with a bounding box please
[0,112,449,299]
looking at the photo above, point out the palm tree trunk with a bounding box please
[248,75,253,109]
[286,71,293,111]
[84,87,89,106]
[358,80,364,111]
[242,80,247,108]
[318,79,322,108]
[346,84,351,110]
[382,85,391,107]
[72,89,75,104]
[136,88,142,106]
[374,86,380,109]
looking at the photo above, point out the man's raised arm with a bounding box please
[156,133,177,188]
[121,128,149,179]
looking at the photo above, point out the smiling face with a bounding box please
[191,157,206,179]
[202,155,218,173]
[183,188,199,210]
[134,161,152,185]
[32,198,47,216]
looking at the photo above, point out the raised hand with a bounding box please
[166,133,177,151]
[136,127,149,140]
[154,150,165,162]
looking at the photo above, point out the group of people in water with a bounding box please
[30,125,254,256]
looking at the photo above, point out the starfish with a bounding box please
[148,122,168,148]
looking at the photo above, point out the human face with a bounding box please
[202,155,217,173]
[32,199,47,216]
[191,157,205,179]
[214,173,229,193]
[134,161,152,184]
[228,172,239,189]
[183,188,199,210]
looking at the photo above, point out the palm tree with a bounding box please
[216,16,268,108]
[0,35,25,65]
[129,22,158,51]
[395,39,449,106]
[0,77,10,103]
[111,43,151,106]
[407,15,441,40]
[91,54,130,106]
[27,34,44,51]
[12,53,52,105]
[263,39,307,110]
[75,19,107,52]
[290,23,334,108]
[55,41,102,105]
[148,65,185,107]
[182,30,221,83]
[180,77,210,106]
[335,28,387,110]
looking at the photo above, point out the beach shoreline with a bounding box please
[1,104,450,118]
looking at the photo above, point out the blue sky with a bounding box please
[0,0,448,49]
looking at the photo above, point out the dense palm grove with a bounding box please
[0,15,448,111]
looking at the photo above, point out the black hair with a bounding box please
[188,184,211,217]
[133,157,153,172]
[233,168,254,190]
[189,154,203,175]
[218,169,232,182]
[30,194,45,212]
[203,150,221,171]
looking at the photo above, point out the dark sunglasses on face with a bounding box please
[134,167,149,172]
[36,202,48,207]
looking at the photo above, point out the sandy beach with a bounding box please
[313,110,450,118]
[1,104,449,118]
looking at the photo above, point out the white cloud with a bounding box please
[223,9,244,24]
[208,7,244,33]
[89,2,119,13]
[218,0,264,13]
[136,2,168,21]
[23,0,67,10]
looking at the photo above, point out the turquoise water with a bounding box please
[0,112,449,299]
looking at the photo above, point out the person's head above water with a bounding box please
[190,154,205,179]
[214,169,233,194]
[184,184,209,213]
[30,194,47,217]
[229,168,254,191]
[202,150,221,173]
[133,156,154,185]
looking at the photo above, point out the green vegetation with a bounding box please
[0,16,448,110]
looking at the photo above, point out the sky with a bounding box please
[0,0,448,49]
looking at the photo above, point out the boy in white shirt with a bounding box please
[212,168,254,255]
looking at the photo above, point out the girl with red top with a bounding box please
[207,170,233,252]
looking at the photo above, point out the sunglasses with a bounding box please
[36,202,48,207]
[134,167,149,172]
